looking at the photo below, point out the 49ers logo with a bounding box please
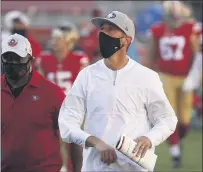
[8,39,18,47]
[106,12,116,19]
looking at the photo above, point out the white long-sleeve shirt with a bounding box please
[58,57,178,171]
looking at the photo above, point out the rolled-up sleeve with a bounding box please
[144,73,178,147]
[58,68,91,148]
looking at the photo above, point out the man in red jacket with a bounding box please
[1,33,81,172]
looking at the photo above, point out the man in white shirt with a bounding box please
[58,11,178,171]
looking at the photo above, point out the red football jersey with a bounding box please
[39,50,89,94]
[149,21,201,76]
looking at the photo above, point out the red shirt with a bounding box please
[27,35,42,58]
[27,35,42,69]
[39,50,89,94]
[150,21,201,76]
[1,70,66,172]
[79,27,99,60]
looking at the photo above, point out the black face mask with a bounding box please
[11,28,27,37]
[2,60,31,81]
[99,32,123,59]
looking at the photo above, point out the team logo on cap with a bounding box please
[106,12,116,19]
[32,95,40,101]
[124,26,128,31]
[8,39,18,47]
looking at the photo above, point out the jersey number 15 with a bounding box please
[47,71,72,94]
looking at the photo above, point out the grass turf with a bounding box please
[155,129,202,172]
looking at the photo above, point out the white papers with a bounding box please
[111,134,158,171]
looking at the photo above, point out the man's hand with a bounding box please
[133,136,152,158]
[95,140,117,165]
[86,136,117,165]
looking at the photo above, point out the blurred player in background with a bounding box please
[61,22,84,52]
[145,1,202,168]
[135,3,163,64]
[36,23,89,171]
[3,10,42,59]
[79,8,102,61]
[37,23,89,94]
[181,5,202,116]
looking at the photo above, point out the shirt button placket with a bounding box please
[112,72,118,116]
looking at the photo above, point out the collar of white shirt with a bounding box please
[100,55,134,72]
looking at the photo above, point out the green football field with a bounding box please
[155,129,202,172]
